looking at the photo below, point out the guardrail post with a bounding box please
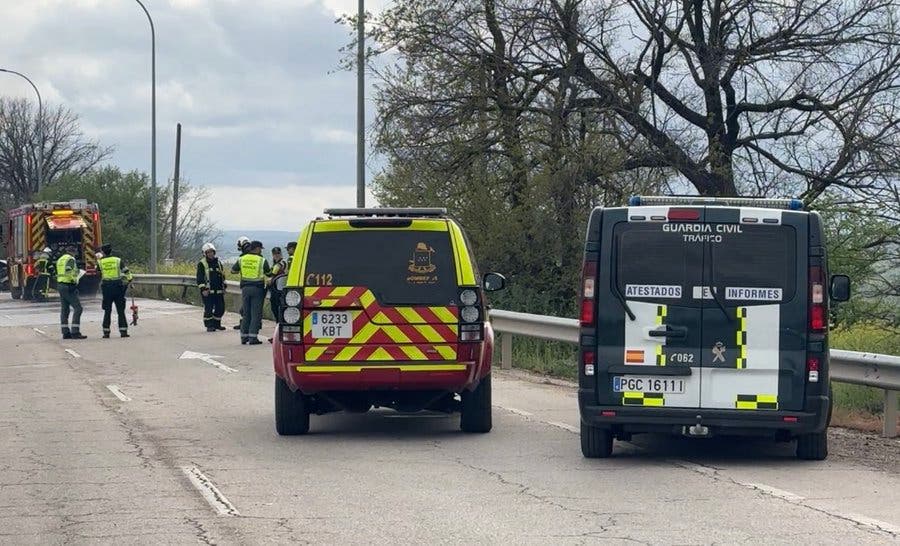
[501,333,512,370]
[884,389,898,438]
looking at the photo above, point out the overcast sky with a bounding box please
[0,0,387,230]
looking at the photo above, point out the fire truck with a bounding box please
[3,200,103,299]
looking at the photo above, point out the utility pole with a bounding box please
[134,0,157,272]
[0,69,42,194]
[356,0,365,207]
[170,123,181,261]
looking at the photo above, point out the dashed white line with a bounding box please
[500,406,533,418]
[64,349,81,359]
[494,404,580,433]
[33,328,47,335]
[545,420,579,434]
[106,385,131,402]
[739,482,805,503]
[182,466,240,517]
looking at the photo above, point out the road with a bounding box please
[1,295,898,545]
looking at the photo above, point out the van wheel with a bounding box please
[275,377,309,436]
[796,431,828,460]
[460,375,492,433]
[581,422,613,458]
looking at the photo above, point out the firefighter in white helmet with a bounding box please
[196,242,227,331]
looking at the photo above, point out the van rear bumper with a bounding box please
[579,394,830,436]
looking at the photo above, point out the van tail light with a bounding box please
[580,260,597,326]
[806,356,820,383]
[808,266,827,333]
[667,208,700,221]
[583,350,596,376]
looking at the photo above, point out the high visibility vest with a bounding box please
[199,259,224,292]
[35,257,49,276]
[100,256,123,281]
[239,254,265,282]
[56,254,77,284]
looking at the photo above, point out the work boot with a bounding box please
[103,333,110,339]
[70,333,88,340]
[216,326,226,331]
[206,327,216,332]
[241,337,248,345]
[232,324,241,330]
[120,332,130,338]
[63,332,72,340]
[248,338,263,345]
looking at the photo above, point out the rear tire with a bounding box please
[275,376,309,436]
[581,422,613,458]
[460,375,492,433]
[796,431,828,460]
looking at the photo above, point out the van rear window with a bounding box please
[615,223,797,304]
[304,230,458,305]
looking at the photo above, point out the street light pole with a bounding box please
[356,0,365,207]
[0,68,43,194]
[134,0,158,273]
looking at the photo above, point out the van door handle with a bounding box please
[649,326,687,339]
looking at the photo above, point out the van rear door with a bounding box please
[699,208,807,411]
[596,208,706,408]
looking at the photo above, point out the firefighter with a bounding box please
[267,247,287,343]
[33,248,52,301]
[98,244,133,338]
[231,240,270,345]
[57,244,86,340]
[197,242,226,332]
[232,236,251,330]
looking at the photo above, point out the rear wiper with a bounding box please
[708,247,733,323]
[611,264,636,321]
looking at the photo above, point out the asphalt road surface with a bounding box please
[1,295,898,545]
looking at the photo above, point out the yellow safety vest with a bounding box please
[35,257,49,276]
[239,254,265,282]
[100,256,123,281]
[56,254,77,284]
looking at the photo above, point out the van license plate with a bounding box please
[310,311,353,339]
[613,376,685,394]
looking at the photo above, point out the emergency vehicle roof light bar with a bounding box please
[628,195,803,210]
[324,207,447,218]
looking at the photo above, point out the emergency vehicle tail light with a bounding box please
[459,323,483,342]
[580,261,597,326]
[25,263,34,277]
[583,350,595,376]
[601,410,616,417]
[281,325,303,343]
[630,195,803,210]
[809,266,827,333]
[667,208,700,221]
[783,416,799,423]
[25,214,32,226]
[807,357,820,383]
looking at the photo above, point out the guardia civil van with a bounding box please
[577,196,850,460]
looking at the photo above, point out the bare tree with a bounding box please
[0,98,110,203]
[160,179,220,261]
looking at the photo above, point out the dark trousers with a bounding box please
[240,285,265,340]
[58,283,83,336]
[101,282,128,336]
[34,275,50,300]
[270,290,282,323]
[203,292,225,329]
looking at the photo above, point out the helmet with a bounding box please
[236,236,250,250]
[43,247,51,253]
[95,252,104,259]
[202,242,216,253]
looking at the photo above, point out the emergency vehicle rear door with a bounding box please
[596,207,706,409]
[699,207,807,412]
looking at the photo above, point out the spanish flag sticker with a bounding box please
[625,349,645,364]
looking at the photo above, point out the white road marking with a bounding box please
[0,363,57,369]
[674,461,899,537]
[106,385,132,402]
[3,315,12,320]
[545,420,579,434]
[179,350,237,373]
[182,466,240,517]
[65,349,81,358]
[500,406,533,417]
[33,328,46,335]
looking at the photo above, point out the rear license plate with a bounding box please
[310,311,353,339]
[613,376,685,394]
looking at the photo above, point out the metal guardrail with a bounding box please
[130,276,898,438]
[490,310,900,438]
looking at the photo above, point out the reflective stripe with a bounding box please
[735,307,748,369]
[735,394,778,410]
[655,305,667,366]
[623,392,665,407]
[296,364,466,373]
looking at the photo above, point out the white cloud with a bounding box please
[312,127,356,144]
[208,183,378,230]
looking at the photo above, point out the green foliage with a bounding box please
[34,167,164,266]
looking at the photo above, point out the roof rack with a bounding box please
[628,195,803,210]
[323,207,447,218]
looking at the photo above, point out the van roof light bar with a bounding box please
[324,207,447,218]
[628,195,803,210]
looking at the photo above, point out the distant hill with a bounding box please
[218,230,300,263]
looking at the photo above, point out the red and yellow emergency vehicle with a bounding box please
[3,200,103,299]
